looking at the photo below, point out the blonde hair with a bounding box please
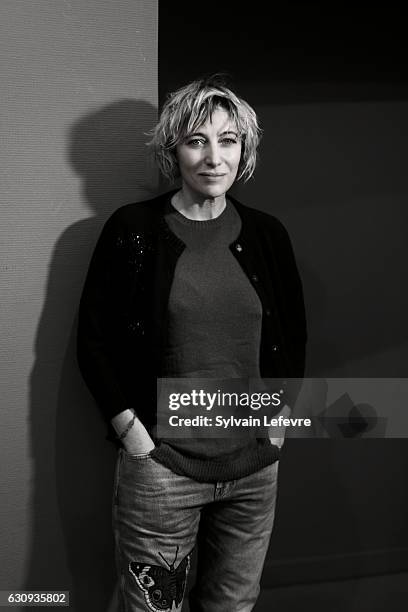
[148,75,262,182]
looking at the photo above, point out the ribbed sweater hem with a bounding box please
[150,438,280,483]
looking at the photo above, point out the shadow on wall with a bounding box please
[25,99,158,612]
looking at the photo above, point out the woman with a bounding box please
[77,75,307,612]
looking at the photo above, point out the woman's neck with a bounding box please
[171,188,226,221]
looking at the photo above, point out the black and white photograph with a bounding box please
[1,2,408,611]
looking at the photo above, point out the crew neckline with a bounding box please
[166,198,231,228]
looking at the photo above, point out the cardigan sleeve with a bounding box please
[77,209,134,422]
[268,216,307,410]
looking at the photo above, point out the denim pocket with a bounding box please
[122,448,155,461]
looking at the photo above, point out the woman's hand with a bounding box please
[268,404,291,449]
[111,410,155,455]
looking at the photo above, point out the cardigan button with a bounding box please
[265,308,271,316]
[235,243,243,252]
[251,274,258,282]
[271,344,279,352]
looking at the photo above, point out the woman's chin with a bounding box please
[189,182,231,200]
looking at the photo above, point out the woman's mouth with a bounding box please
[198,173,226,179]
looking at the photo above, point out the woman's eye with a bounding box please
[186,138,205,147]
[184,137,238,147]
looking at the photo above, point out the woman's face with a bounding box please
[175,107,242,200]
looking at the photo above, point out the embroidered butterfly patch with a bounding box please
[129,545,192,612]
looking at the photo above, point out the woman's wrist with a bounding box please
[111,410,155,453]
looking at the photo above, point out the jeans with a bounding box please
[112,448,279,612]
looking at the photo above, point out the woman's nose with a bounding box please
[204,143,222,166]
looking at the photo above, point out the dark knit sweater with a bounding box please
[151,199,276,481]
[163,198,262,380]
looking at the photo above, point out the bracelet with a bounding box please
[116,409,137,440]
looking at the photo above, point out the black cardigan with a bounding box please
[77,190,307,437]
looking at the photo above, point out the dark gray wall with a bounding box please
[229,101,408,584]
[159,1,408,585]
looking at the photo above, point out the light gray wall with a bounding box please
[0,1,157,609]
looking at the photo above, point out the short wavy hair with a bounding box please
[147,75,262,183]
